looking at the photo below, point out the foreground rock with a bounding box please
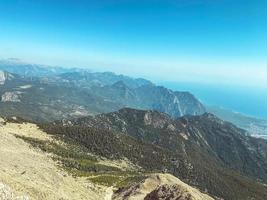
[113,173,214,200]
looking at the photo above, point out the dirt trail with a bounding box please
[0,120,105,200]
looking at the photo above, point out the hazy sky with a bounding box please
[0,0,267,88]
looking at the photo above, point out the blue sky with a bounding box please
[0,0,267,87]
[0,0,267,88]
[0,0,267,118]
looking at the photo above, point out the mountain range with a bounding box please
[0,59,205,122]
[1,59,266,139]
[1,59,267,199]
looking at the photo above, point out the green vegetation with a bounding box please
[15,134,145,188]
[115,174,146,188]
[15,135,120,174]
[87,173,145,187]
[39,124,181,173]
[15,135,97,162]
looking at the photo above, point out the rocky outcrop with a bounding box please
[113,174,214,200]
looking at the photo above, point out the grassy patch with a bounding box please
[87,173,146,187]
[88,175,123,187]
[115,174,146,188]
